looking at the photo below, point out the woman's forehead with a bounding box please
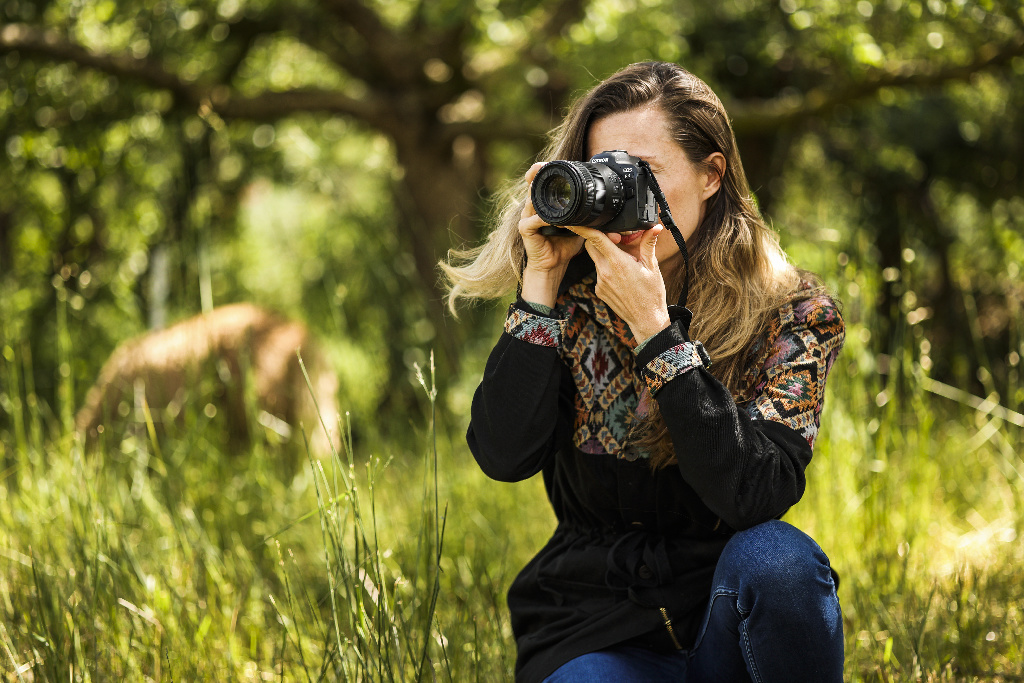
[586,107,674,164]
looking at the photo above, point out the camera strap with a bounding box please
[637,159,698,342]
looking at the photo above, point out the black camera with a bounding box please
[530,150,659,235]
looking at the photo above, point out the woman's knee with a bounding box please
[714,520,836,605]
[694,522,844,682]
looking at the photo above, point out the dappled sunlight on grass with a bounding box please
[787,335,1024,681]
[1,299,1023,681]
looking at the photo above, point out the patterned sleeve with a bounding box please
[639,341,705,395]
[504,301,568,348]
[745,295,845,449]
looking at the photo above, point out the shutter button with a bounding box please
[638,564,653,580]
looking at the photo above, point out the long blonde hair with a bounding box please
[442,62,817,468]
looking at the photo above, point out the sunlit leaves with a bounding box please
[237,37,347,94]
[1,0,1023,428]
[853,32,885,66]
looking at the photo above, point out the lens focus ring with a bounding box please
[531,162,599,226]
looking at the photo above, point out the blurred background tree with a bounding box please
[1,0,1022,439]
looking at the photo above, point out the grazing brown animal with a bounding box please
[75,303,340,458]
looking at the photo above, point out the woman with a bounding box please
[442,62,845,682]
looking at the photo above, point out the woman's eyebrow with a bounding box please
[584,150,663,167]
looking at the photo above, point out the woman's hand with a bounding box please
[519,163,585,307]
[565,224,672,345]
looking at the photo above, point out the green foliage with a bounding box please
[2,0,1023,425]
[2,0,1024,678]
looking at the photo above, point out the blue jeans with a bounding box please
[543,520,843,682]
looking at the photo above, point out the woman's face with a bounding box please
[586,106,723,266]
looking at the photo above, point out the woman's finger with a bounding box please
[582,238,603,267]
[518,214,550,236]
[568,227,638,268]
[564,224,602,240]
[570,229,615,268]
[521,197,537,219]
[564,226,618,258]
[638,225,663,268]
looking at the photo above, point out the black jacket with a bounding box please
[468,258,845,682]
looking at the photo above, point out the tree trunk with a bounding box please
[734,129,797,217]
[390,127,485,372]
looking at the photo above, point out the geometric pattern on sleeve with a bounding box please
[505,304,567,348]
[742,292,845,449]
[641,342,703,395]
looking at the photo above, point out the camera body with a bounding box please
[531,150,658,235]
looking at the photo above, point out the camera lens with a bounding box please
[542,175,573,213]
[531,160,623,229]
[531,162,593,226]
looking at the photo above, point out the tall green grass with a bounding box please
[1,300,1022,681]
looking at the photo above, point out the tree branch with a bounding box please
[463,33,1024,145]
[322,0,394,47]
[0,23,383,123]
[730,34,1024,134]
[7,18,1021,145]
[214,15,286,85]
[216,89,382,122]
[324,0,440,86]
[0,24,194,99]
[292,22,357,73]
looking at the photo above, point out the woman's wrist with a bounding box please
[521,264,567,309]
[629,311,672,347]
